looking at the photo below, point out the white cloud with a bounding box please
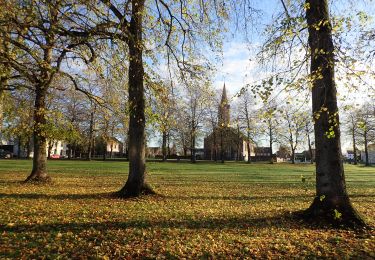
[213,42,258,95]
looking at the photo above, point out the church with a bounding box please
[204,84,254,161]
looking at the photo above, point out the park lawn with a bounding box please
[0,160,374,259]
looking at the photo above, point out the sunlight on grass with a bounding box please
[0,160,374,258]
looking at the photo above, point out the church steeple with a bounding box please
[218,83,230,127]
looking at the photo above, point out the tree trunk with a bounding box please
[117,0,154,197]
[110,125,115,159]
[352,128,357,165]
[92,138,96,158]
[0,29,9,135]
[167,132,171,157]
[269,127,273,164]
[26,138,32,159]
[364,132,369,166]
[291,149,295,164]
[67,144,72,159]
[87,108,95,160]
[162,130,167,161]
[0,89,3,132]
[246,131,252,163]
[191,128,196,163]
[17,136,22,158]
[213,131,217,162]
[302,0,364,227]
[237,124,241,161]
[47,140,53,159]
[307,133,313,164]
[25,85,50,182]
[103,144,107,161]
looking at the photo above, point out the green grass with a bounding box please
[0,160,374,258]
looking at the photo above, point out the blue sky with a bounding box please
[212,0,375,99]
[207,0,375,152]
[212,0,280,95]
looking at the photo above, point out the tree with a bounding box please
[86,100,97,160]
[280,107,305,164]
[173,107,191,158]
[205,91,220,161]
[0,21,10,133]
[276,144,291,160]
[357,102,375,166]
[2,89,34,158]
[237,90,257,163]
[343,106,361,165]
[79,0,227,196]
[0,1,94,182]
[302,0,365,226]
[260,103,280,164]
[304,114,315,164]
[183,80,213,163]
[150,81,177,162]
[109,0,152,196]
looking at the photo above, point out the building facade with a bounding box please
[204,84,254,161]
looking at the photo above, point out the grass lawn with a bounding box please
[0,160,374,258]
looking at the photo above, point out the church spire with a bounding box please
[218,83,230,127]
[221,83,228,103]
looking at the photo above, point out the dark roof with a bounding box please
[254,147,271,153]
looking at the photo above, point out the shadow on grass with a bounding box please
[0,193,373,201]
[164,194,375,201]
[0,192,113,200]
[1,213,305,233]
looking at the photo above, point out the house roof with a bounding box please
[254,147,271,153]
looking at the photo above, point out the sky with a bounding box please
[212,0,277,96]
[206,0,375,152]
[212,0,375,97]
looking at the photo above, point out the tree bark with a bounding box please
[245,103,252,163]
[110,143,113,159]
[162,130,167,161]
[87,107,95,160]
[191,126,196,163]
[213,131,217,162]
[291,149,295,164]
[47,140,53,159]
[237,123,241,161]
[0,89,3,132]
[269,126,273,164]
[26,138,32,159]
[167,132,171,157]
[103,143,107,160]
[25,85,50,182]
[17,136,22,158]
[0,28,9,136]
[302,0,364,227]
[307,133,313,164]
[364,132,369,166]
[117,0,154,197]
[352,128,357,165]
